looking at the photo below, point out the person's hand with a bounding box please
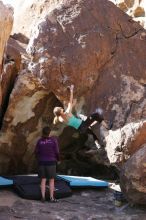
[70,84,74,91]
[67,84,74,91]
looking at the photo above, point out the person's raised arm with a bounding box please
[66,84,74,113]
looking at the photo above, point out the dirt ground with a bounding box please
[0,186,146,220]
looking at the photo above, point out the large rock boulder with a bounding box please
[26,0,146,162]
[103,120,146,165]
[1,37,24,126]
[120,144,146,205]
[0,2,13,105]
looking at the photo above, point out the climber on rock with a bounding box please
[53,84,108,149]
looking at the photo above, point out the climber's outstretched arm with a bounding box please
[66,84,74,114]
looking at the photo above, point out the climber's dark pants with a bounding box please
[78,112,104,141]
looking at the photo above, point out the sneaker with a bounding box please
[49,198,58,203]
[41,197,46,203]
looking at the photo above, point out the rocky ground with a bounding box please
[0,187,146,220]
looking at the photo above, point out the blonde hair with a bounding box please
[53,107,63,124]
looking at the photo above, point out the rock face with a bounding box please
[0,2,13,105]
[26,0,146,164]
[104,121,146,165]
[0,0,145,201]
[1,37,23,125]
[110,0,146,29]
[120,144,146,204]
[12,0,67,38]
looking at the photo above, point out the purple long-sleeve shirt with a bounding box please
[35,136,60,162]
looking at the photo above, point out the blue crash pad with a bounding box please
[0,177,13,186]
[57,175,109,188]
